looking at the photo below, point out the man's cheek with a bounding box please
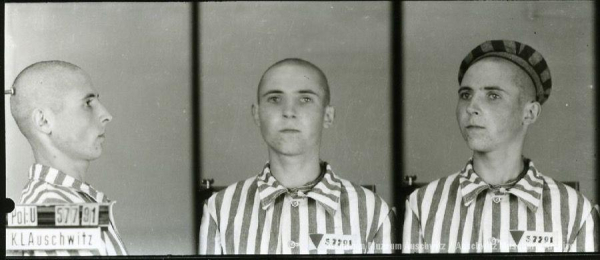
[70,125,90,141]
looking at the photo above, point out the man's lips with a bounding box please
[466,125,485,130]
[280,129,300,133]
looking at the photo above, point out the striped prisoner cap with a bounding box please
[458,40,552,104]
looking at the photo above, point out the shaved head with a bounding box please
[10,60,90,138]
[258,58,331,105]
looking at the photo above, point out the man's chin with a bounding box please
[85,154,102,161]
[63,148,102,162]
[465,139,493,153]
[275,149,304,157]
[85,148,103,160]
[269,145,304,157]
[468,146,494,154]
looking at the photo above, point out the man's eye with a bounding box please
[85,99,93,107]
[300,97,312,103]
[459,92,471,100]
[267,96,280,103]
[488,93,500,100]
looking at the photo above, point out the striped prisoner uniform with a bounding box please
[403,158,599,253]
[16,164,128,256]
[199,162,395,254]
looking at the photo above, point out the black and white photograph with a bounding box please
[199,2,393,254]
[3,1,598,257]
[402,1,597,253]
[5,3,194,255]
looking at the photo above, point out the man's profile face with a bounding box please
[456,58,531,153]
[254,64,332,156]
[51,71,113,161]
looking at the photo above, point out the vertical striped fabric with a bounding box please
[403,159,599,253]
[16,164,128,256]
[199,162,395,254]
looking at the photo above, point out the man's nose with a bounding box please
[98,102,113,123]
[466,96,481,115]
[282,101,297,118]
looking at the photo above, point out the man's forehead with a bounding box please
[260,64,326,93]
[460,58,537,100]
[462,58,526,85]
[55,71,97,99]
[265,63,323,80]
[67,81,97,98]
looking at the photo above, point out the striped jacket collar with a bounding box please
[458,158,545,212]
[28,163,110,203]
[256,162,342,216]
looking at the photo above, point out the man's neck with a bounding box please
[32,146,89,182]
[267,150,321,189]
[472,147,524,186]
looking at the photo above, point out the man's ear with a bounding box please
[323,106,335,129]
[251,103,260,126]
[523,101,541,126]
[31,108,53,135]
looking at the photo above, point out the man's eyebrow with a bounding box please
[261,89,320,97]
[261,90,283,97]
[482,86,507,92]
[458,86,472,93]
[82,93,98,100]
[298,90,319,95]
[458,86,507,93]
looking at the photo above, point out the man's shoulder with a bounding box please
[336,176,392,208]
[20,180,84,204]
[538,173,596,206]
[408,172,462,198]
[208,175,258,204]
[336,176,376,194]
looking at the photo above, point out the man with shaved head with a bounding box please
[8,60,127,255]
[403,40,599,253]
[199,58,395,254]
